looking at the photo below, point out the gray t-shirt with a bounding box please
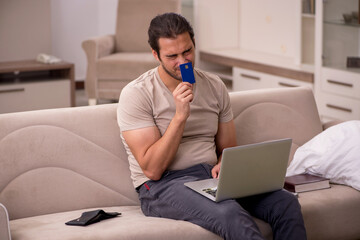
[117,67,233,188]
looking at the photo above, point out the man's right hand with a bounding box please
[173,82,193,121]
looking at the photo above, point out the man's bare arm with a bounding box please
[211,120,237,178]
[122,82,193,180]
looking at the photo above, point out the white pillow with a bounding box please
[287,120,360,191]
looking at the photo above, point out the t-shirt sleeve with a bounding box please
[117,85,155,132]
[218,80,234,123]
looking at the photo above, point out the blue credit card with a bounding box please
[180,62,195,84]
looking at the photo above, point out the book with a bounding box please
[284,173,330,193]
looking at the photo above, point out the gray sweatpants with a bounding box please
[137,163,306,240]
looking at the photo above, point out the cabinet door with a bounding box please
[321,0,360,70]
[233,67,313,91]
[317,91,360,121]
[321,67,360,100]
[314,0,360,121]
[233,68,272,91]
[0,80,71,114]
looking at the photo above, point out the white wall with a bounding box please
[239,0,301,61]
[98,0,119,36]
[51,0,118,81]
[0,0,117,81]
[194,0,239,50]
[0,0,51,62]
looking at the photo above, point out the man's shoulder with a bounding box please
[119,67,158,105]
[125,67,158,90]
[194,68,227,90]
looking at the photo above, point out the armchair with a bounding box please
[82,0,181,105]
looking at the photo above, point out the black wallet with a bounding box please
[65,209,121,226]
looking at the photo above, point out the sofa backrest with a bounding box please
[115,0,181,52]
[230,87,323,162]
[0,104,139,220]
[0,87,323,220]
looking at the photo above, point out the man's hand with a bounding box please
[211,162,221,179]
[173,82,193,121]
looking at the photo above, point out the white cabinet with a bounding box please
[317,91,360,121]
[195,0,315,92]
[314,0,360,121]
[194,0,360,121]
[321,68,360,99]
[0,60,75,114]
[233,67,313,92]
[0,80,71,114]
[316,68,360,121]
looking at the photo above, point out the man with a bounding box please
[117,13,306,240]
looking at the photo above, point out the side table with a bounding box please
[0,60,75,114]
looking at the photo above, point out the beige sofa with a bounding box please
[1,87,360,240]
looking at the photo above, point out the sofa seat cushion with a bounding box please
[10,206,273,240]
[298,184,360,240]
[10,206,220,240]
[97,52,158,80]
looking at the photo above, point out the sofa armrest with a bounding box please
[82,34,116,99]
[82,34,116,59]
[0,203,11,240]
[322,119,344,130]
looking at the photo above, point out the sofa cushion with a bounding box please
[0,105,139,220]
[298,184,360,240]
[287,120,360,191]
[97,52,158,80]
[10,206,273,240]
[230,87,323,163]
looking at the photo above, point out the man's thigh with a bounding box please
[236,189,301,223]
[138,164,250,223]
[138,164,265,240]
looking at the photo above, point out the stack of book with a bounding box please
[284,173,330,193]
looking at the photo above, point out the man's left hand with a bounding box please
[211,163,221,179]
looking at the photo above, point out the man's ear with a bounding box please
[152,49,160,62]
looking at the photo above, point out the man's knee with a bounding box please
[281,191,302,214]
[272,191,304,224]
[214,201,264,240]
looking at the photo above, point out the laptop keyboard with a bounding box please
[202,187,217,197]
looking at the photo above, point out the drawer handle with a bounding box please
[0,88,25,94]
[327,79,353,88]
[326,104,352,113]
[278,82,299,88]
[240,74,260,81]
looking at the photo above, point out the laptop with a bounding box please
[184,138,292,202]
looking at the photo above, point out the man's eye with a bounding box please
[184,48,192,54]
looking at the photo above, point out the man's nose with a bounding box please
[178,55,188,65]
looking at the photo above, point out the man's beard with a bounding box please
[160,62,182,81]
